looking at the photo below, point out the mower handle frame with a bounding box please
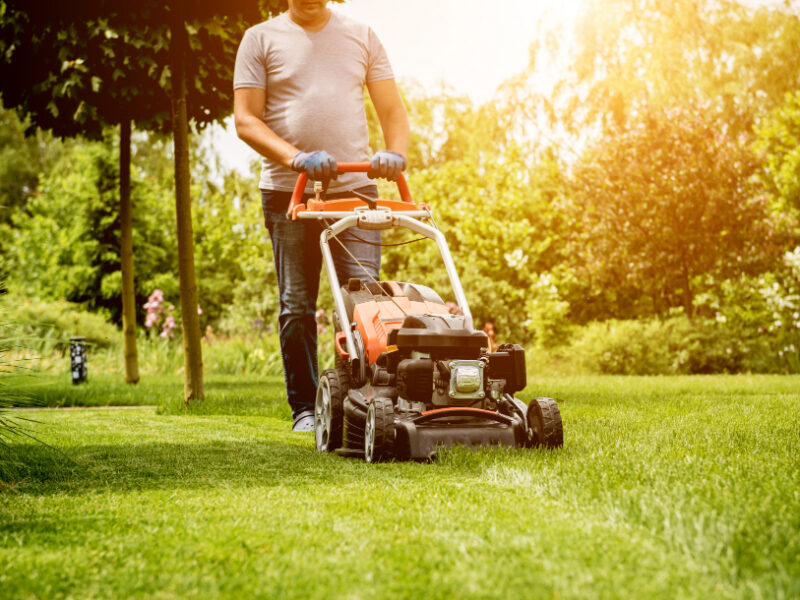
[288,162,413,219]
[319,210,475,374]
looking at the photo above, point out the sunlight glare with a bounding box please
[335,0,584,104]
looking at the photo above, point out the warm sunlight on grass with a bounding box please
[2,374,798,598]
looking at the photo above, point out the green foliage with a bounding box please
[0,103,66,223]
[754,90,800,213]
[525,0,800,137]
[694,248,800,374]
[203,334,283,377]
[0,1,286,136]
[564,246,800,375]
[0,103,68,284]
[568,103,789,321]
[567,316,747,375]
[381,149,572,345]
[191,166,276,330]
[0,110,280,335]
[5,132,176,322]
[0,295,119,352]
[373,84,520,170]
[0,292,289,379]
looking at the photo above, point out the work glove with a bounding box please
[291,150,338,181]
[369,150,406,181]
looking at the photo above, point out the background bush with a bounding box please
[566,316,747,375]
[0,296,118,353]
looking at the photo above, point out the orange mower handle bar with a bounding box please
[288,162,413,218]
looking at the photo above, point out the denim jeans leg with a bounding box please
[262,184,383,419]
[327,185,381,283]
[262,190,322,419]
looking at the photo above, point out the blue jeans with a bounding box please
[262,186,381,419]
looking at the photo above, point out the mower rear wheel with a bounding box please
[364,397,395,463]
[527,397,563,449]
[315,369,345,452]
[334,352,350,390]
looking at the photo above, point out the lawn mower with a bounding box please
[289,163,563,462]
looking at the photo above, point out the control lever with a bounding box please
[350,189,378,210]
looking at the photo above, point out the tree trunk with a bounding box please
[170,8,204,405]
[119,119,140,384]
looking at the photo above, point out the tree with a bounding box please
[0,0,283,402]
[0,103,68,283]
[6,135,178,316]
[569,103,790,321]
[514,0,800,143]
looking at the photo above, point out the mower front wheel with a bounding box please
[315,369,345,452]
[527,397,563,449]
[364,397,395,463]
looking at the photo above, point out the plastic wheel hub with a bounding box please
[315,370,344,452]
[364,397,395,463]
[315,378,332,451]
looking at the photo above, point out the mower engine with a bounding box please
[392,324,527,414]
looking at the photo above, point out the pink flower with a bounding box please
[144,289,166,329]
[160,314,177,339]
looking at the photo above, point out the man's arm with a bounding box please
[234,87,298,168]
[367,79,410,158]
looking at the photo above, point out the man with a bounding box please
[234,0,410,431]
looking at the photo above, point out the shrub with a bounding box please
[0,294,118,353]
[568,316,746,375]
[693,252,800,374]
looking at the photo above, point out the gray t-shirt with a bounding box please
[234,11,394,192]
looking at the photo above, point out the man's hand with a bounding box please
[291,150,339,180]
[369,150,406,181]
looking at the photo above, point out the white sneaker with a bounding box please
[292,410,315,432]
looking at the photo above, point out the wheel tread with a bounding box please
[528,397,564,449]
[317,369,344,451]
[367,397,395,462]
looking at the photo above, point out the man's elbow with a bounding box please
[234,114,250,140]
[233,105,259,139]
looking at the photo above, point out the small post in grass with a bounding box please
[70,337,88,385]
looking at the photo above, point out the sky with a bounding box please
[214,0,787,174]
[335,0,582,104]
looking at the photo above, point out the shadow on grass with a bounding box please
[2,374,289,417]
[0,436,376,495]
[2,373,184,407]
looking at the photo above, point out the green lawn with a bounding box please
[1,375,799,599]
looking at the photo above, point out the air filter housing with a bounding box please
[397,358,433,404]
